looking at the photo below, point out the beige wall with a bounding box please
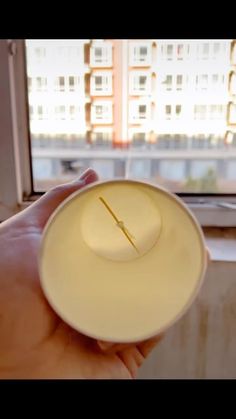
[138,261,236,379]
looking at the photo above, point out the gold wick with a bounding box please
[99,196,139,254]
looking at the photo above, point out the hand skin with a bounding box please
[0,169,164,379]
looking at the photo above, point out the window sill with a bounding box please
[203,227,236,262]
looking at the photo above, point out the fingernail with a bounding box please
[80,168,94,180]
[97,341,114,351]
[71,168,98,184]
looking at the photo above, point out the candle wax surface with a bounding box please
[39,180,206,343]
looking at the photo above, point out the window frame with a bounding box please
[1,39,236,227]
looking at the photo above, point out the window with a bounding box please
[176,75,183,90]
[139,105,147,119]
[95,76,102,90]
[130,72,151,95]
[54,76,65,91]
[95,48,102,62]
[35,77,47,91]
[3,38,236,219]
[3,39,236,228]
[34,47,46,61]
[165,105,171,119]
[202,43,209,58]
[194,105,207,120]
[166,75,172,90]
[55,105,66,120]
[69,76,75,90]
[167,45,173,60]
[91,72,112,95]
[196,74,208,90]
[90,43,112,67]
[92,131,112,146]
[177,44,184,60]
[129,43,151,66]
[139,76,147,90]
[209,105,224,120]
[164,105,182,119]
[91,101,113,123]
[213,42,220,55]
[212,74,219,84]
[176,105,181,116]
[133,132,146,143]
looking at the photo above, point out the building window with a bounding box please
[213,42,220,55]
[176,105,182,116]
[129,101,150,122]
[133,132,146,143]
[209,105,224,119]
[55,76,65,92]
[202,43,210,59]
[95,105,103,118]
[90,72,112,96]
[139,105,147,119]
[69,106,80,120]
[165,105,171,119]
[93,132,112,145]
[130,72,151,95]
[129,42,151,66]
[139,76,147,90]
[91,101,113,123]
[166,75,172,90]
[196,74,208,90]
[95,48,102,62]
[212,74,219,84]
[38,106,43,120]
[55,105,66,120]
[90,44,113,67]
[35,77,47,92]
[35,105,48,120]
[91,72,112,95]
[34,47,46,60]
[69,76,76,91]
[176,75,183,90]
[95,76,103,90]
[139,46,148,60]
[177,44,184,60]
[167,45,173,60]
[194,105,207,120]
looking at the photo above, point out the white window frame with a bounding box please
[129,100,151,123]
[91,100,113,124]
[160,43,190,61]
[1,39,236,227]
[129,42,152,66]
[129,71,151,95]
[90,71,113,96]
[90,42,113,67]
[164,104,183,120]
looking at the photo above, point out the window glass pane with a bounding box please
[25,39,236,193]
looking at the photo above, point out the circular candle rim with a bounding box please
[38,179,208,344]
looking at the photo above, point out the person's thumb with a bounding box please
[21,168,98,229]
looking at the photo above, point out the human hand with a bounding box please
[0,169,163,379]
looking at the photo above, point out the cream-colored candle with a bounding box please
[39,180,207,343]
